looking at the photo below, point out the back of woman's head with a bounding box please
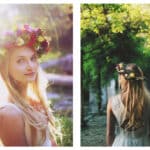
[116,63,146,130]
[117,63,144,86]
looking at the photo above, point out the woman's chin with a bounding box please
[26,77,36,83]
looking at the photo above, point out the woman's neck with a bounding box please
[9,76,28,99]
[21,84,28,98]
[15,81,28,99]
[8,82,28,103]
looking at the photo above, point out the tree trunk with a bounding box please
[89,85,99,114]
[81,87,89,128]
[97,70,102,113]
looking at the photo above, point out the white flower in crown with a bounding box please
[124,73,128,77]
[119,63,123,68]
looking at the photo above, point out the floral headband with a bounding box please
[116,62,144,80]
[1,25,50,57]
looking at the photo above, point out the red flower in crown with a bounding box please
[1,25,51,57]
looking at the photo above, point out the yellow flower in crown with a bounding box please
[119,63,123,68]
[118,63,124,71]
[129,72,135,78]
[37,36,45,42]
[124,73,128,78]
[16,37,25,46]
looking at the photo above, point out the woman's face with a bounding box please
[8,46,38,84]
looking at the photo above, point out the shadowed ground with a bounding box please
[81,115,106,146]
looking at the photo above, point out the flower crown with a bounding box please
[116,62,144,80]
[1,25,50,57]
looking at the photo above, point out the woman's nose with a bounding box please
[26,61,34,70]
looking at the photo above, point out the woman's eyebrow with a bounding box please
[16,56,25,58]
[16,53,36,58]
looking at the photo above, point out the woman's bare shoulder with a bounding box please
[0,103,22,117]
[107,97,113,112]
[0,103,24,130]
[0,103,27,146]
[107,94,120,111]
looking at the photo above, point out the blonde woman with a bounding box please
[0,25,60,146]
[106,63,150,146]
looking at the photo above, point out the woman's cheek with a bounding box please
[34,62,39,72]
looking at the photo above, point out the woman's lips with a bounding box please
[24,72,35,76]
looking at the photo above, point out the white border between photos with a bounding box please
[73,0,81,148]
[1,0,150,3]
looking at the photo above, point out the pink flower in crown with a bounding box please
[24,24,33,33]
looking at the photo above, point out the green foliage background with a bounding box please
[81,4,150,125]
[57,117,73,146]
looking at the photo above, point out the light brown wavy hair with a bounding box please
[119,63,149,130]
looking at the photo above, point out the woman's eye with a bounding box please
[17,58,25,64]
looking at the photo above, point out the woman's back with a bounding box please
[111,94,150,146]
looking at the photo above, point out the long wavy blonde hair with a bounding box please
[0,48,61,145]
[119,63,150,130]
